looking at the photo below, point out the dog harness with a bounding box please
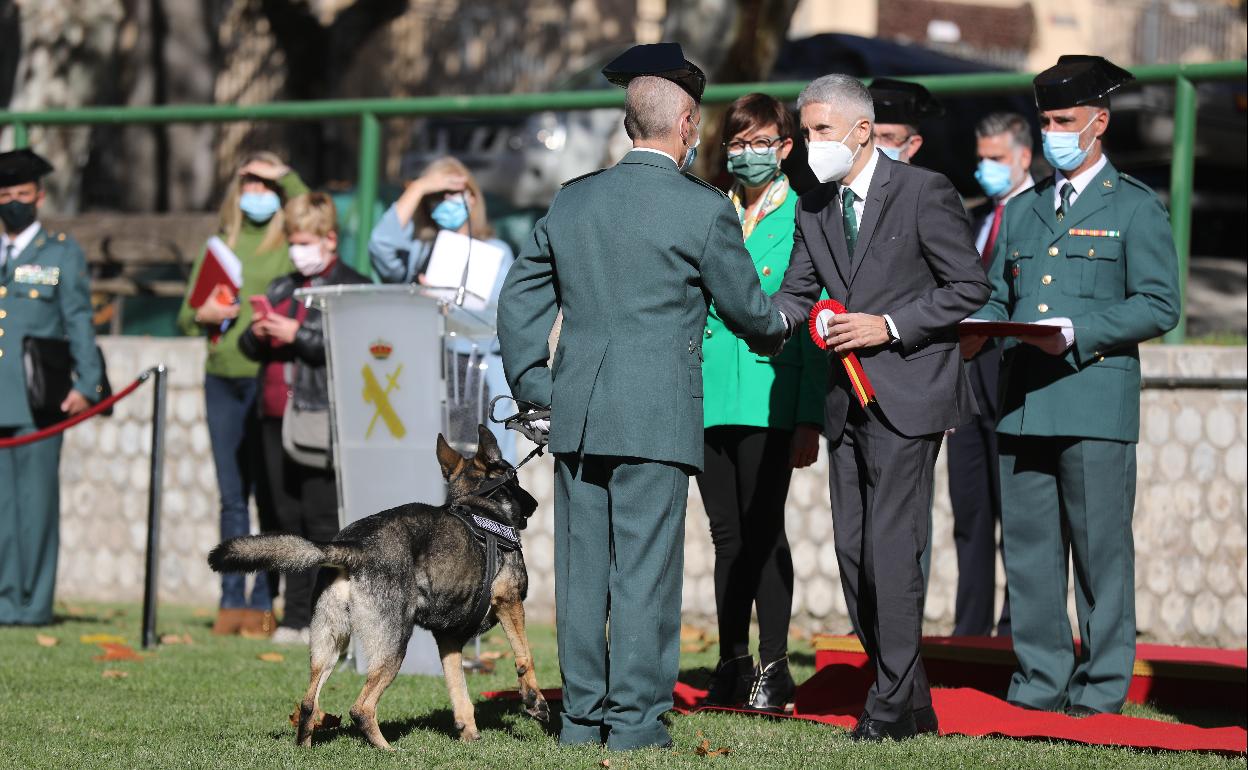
[447,504,523,631]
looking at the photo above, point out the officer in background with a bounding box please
[947,111,1036,638]
[965,55,1180,715]
[498,43,784,750]
[868,78,944,165]
[0,149,101,626]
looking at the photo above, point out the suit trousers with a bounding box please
[999,434,1137,713]
[258,418,340,630]
[828,403,939,721]
[0,428,62,625]
[553,454,689,751]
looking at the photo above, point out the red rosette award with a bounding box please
[809,298,876,408]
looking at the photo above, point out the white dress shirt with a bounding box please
[975,175,1035,254]
[1053,153,1107,210]
[836,149,902,342]
[630,146,678,165]
[0,220,41,268]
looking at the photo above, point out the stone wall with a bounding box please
[58,338,1246,647]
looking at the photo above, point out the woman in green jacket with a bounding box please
[177,152,308,638]
[699,95,826,712]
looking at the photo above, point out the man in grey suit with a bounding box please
[771,74,990,741]
[497,43,785,751]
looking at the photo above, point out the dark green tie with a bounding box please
[1057,181,1074,222]
[841,185,858,257]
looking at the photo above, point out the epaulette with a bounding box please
[683,173,729,198]
[1116,172,1154,194]
[561,169,605,188]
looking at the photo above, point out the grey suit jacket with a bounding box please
[498,150,785,471]
[772,150,991,439]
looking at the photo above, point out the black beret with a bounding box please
[869,78,944,125]
[602,42,707,103]
[0,148,53,187]
[1033,55,1134,111]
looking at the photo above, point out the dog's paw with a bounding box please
[458,729,483,743]
[526,696,551,723]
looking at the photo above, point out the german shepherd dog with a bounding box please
[207,425,549,750]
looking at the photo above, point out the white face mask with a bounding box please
[807,123,864,183]
[289,241,331,276]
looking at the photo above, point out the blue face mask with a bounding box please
[431,197,469,231]
[975,158,1015,198]
[1042,116,1096,171]
[239,191,281,223]
[879,145,903,162]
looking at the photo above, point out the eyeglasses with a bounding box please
[724,136,784,155]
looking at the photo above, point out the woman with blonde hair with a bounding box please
[368,156,516,462]
[177,152,308,637]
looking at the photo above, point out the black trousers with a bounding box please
[696,426,795,665]
[947,347,1011,637]
[259,418,340,630]
[829,404,939,721]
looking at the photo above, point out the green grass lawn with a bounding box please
[0,602,1241,770]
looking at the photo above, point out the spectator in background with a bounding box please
[239,192,369,644]
[177,152,307,638]
[0,149,101,626]
[946,112,1036,638]
[368,156,516,462]
[697,94,825,713]
[868,78,943,165]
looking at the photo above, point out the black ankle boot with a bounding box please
[702,654,753,707]
[743,656,795,713]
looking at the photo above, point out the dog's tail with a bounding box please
[207,535,368,574]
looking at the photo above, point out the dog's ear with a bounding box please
[436,434,464,480]
[475,424,503,465]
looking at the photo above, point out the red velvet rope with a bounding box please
[0,368,156,449]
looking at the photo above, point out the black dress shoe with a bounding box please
[742,657,795,713]
[913,705,939,735]
[1065,704,1106,718]
[701,654,753,707]
[850,713,918,742]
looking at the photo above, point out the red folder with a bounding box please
[188,236,243,308]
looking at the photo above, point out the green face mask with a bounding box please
[726,148,779,187]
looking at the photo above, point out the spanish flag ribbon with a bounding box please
[808,298,876,408]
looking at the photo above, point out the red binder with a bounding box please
[187,236,243,308]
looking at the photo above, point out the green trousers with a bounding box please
[553,454,689,751]
[0,427,63,625]
[999,434,1136,713]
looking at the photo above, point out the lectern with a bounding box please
[297,284,498,675]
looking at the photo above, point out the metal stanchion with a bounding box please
[141,365,169,650]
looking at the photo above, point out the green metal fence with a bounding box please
[3,59,1245,342]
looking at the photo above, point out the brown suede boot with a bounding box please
[211,608,246,636]
[238,609,276,639]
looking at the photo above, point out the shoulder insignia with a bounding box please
[561,169,605,188]
[683,173,729,198]
[1117,172,1154,193]
[1102,179,1113,188]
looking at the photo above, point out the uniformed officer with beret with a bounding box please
[966,55,1181,715]
[0,148,101,626]
[869,78,944,165]
[498,43,784,750]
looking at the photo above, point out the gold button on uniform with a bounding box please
[28,289,38,299]
[0,328,5,337]
[761,266,771,276]
[1038,303,1049,313]
[0,349,4,358]
[1088,248,1095,257]
[1098,356,1105,362]
[0,286,7,297]
[1047,246,1059,256]
[0,309,6,318]
[1042,275,1052,285]
[704,328,712,338]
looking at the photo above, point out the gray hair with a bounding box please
[796,74,875,124]
[975,112,1033,151]
[624,76,695,141]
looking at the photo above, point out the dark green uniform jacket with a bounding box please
[498,150,785,471]
[977,159,1181,442]
[0,226,101,427]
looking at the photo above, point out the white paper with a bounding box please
[422,230,504,308]
[814,308,836,340]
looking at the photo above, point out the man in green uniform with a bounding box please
[0,149,101,625]
[965,55,1181,715]
[498,43,785,750]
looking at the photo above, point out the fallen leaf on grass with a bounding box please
[681,639,713,654]
[160,633,194,645]
[101,669,129,679]
[258,652,285,663]
[693,731,733,758]
[479,650,509,661]
[93,643,143,662]
[35,634,59,647]
[680,624,706,643]
[80,633,127,645]
[287,704,342,731]
[192,608,214,618]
